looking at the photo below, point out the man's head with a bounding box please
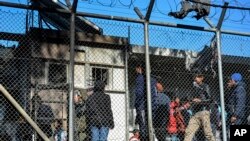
[156,81,164,93]
[74,90,81,103]
[228,73,242,88]
[135,63,144,74]
[231,73,242,82]
[194,74,204,85]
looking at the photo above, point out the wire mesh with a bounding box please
[0,4,250,141]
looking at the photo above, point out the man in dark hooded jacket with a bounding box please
[85,80,114,141]
[227,73,246,125]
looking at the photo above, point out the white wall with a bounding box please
[108,93,126,141]
[112,68,125,91]
[74,65,85,88]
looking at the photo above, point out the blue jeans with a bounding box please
[91,126,109,141]
[171,134,179,141]
[166,134,179,141]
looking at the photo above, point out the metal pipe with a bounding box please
[25,9,29,33]
[69,2,78,140]
[33,87,38,141]
[216,30,227,141]
[217,2,229,30]
[215,3,228,141]
[203,17,215,28]
[124,45,130,141]
[2,1,250,37]
[0,84,50,141]
[68,12,76,141]
[134,7,144,20]
[145,0,155,21]
[144,21,154,141]
[220,29,250,37]
[72,0,78,13]
[77,11,144,23]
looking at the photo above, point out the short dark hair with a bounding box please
[136,63,145,69]
[194,74,204,78]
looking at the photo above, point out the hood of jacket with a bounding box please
[94,80,106,92]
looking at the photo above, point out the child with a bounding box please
[129,129,140,141]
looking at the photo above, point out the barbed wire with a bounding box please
[79,0,138,9]
[1,3,250,56]
[96,0,116,7]
[3,1,250,32]
[77,0,250,28]
[117,0,135,8]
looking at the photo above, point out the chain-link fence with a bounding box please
[1,1,250,141]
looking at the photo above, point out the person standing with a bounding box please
[74,91,88,140]
[85,80,114,141]
[227,73,246,125]
[134,64,157,141]
[154,81,170,141]
[184,74,215,141]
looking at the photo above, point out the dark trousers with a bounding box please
[135,110,148,141]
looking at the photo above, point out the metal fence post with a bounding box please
[216,30,227,141]
[125,45,130,141]
[69,11,76,141]
[144,21,154,141]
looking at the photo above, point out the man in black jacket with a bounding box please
[184,74,215,141]
[85,80,114,141]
